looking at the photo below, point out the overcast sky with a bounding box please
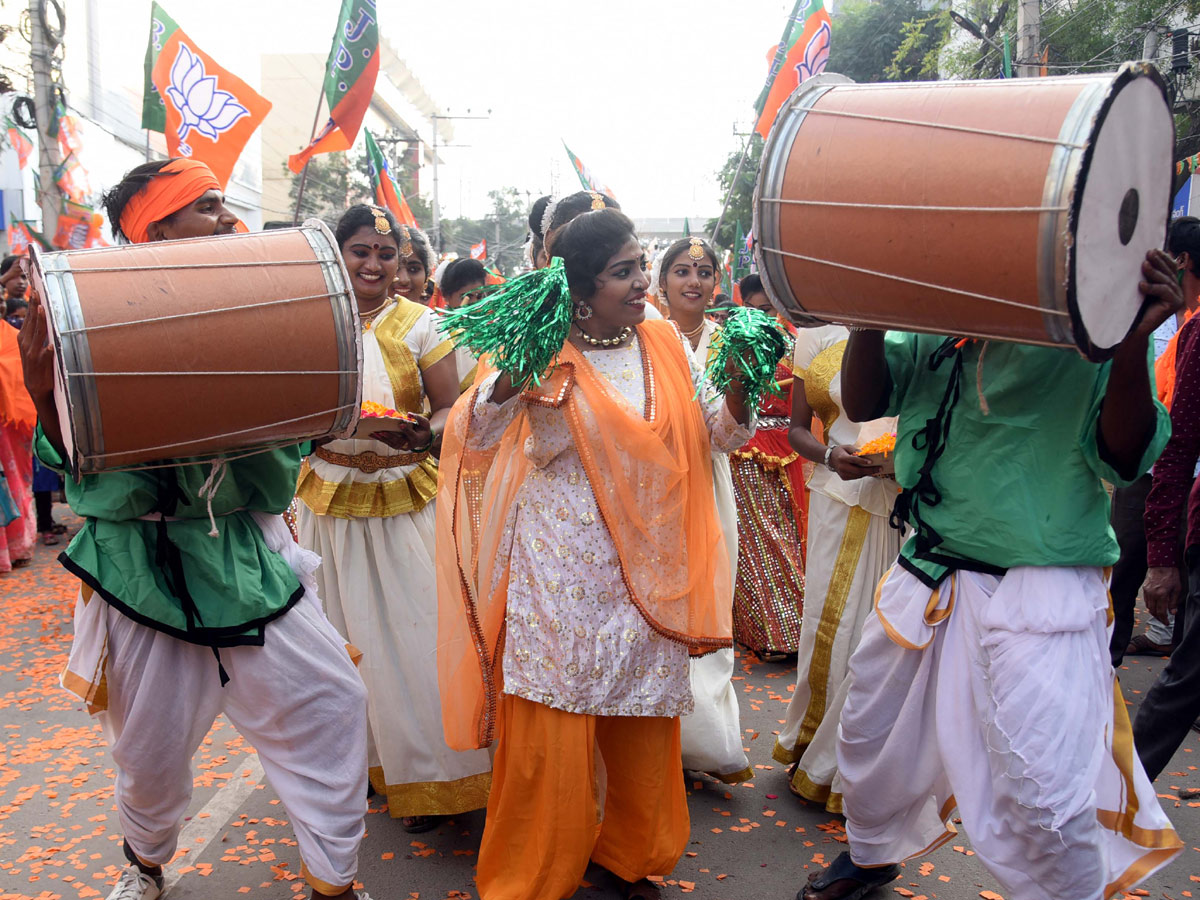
[163,0,797,220]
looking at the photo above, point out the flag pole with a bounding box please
[293,91,325,225]
[708,132,750,247]
[709,1,805,245]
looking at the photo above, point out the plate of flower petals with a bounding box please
[855,432,896,476]
[353,401,417,437]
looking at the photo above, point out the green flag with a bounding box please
[683,218,691,237]
[288,0,380,173]
[141,2,181,132]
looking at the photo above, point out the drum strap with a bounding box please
[890,336,1007,580]
[151,471,231,686]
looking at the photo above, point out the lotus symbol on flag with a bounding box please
[795,21,832,83]
[165,44,250,151]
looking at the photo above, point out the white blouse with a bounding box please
[469,331,750,716]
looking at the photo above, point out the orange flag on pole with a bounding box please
[470,239,487,260]
[150,26,272,188]
[753,0,832,139]
[288,0,380,174]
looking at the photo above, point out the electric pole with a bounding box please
[1143,27,1161,61]
[29,0,64,238]
[1016,0,1041,77]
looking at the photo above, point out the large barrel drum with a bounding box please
[753,63,1174,360]
[29,220,361,477]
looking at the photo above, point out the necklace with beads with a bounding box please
[576,325,633,348]
[358,298,390,333]
[679,319,706,340]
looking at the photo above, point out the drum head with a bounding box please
[1070,68,1173,357]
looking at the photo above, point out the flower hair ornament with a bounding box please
[687,236,707,261]
[396,224,415,258]
[437,256,574,388]
[540,196,561,242]
[589,192,606,210]
[370,206,393,236]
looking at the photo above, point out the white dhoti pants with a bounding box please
[838,564,1181,900]
[61,513,368,895]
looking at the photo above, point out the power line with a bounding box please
[1066,0,1189,73]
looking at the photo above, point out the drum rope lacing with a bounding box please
[759,245,1071,316]
[761,198,1069,213]
[68,370,358,377]
[77,403,357,468]
[51,290,353,334]
[793,107,1090,149]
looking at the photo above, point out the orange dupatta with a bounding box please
[435,319,732,750]
[1156,308,1196,411]
[0,325,35,438]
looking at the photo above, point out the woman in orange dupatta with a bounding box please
[0,314,36,570]
[436,209,754,900]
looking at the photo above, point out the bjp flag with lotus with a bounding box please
[144,3,272,188]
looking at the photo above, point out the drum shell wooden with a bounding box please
[753,65,1173,360]
[30,221,361,477]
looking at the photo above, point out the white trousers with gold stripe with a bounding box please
[838,564,1181,900]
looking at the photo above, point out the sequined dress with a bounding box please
[471,331,750,717]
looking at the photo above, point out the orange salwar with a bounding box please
[476,695,690,900]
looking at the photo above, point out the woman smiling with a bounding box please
[437,208,754,900]
[296,205,491,833]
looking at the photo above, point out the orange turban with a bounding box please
[118,158,222,245]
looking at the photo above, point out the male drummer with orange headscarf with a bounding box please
[18,159,375,900]
[796,248,1185,900]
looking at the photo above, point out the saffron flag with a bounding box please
[146,6,272,188]
[563,141,616,200]
[753,0,832,139]
[52,213,91,250]
[470,239,487,261]
[7,216,35,255]
[5,121,32,170]
[485,264,505,286]
[289,0,380,174]
[364,129,417,227]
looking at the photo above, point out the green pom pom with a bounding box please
[704,307,790,411]
[438,257,573,387]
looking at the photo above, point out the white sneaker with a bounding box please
[105,864,163,900]
[355,893,375,900]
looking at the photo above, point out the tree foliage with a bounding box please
[441,187,532,273]
[285,150,371,228]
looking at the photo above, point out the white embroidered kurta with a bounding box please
[297,299,492,817]
[471,331,750,717]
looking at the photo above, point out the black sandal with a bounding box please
[798,852,900,900]
[623,878,661,900]
[400,814,440,834]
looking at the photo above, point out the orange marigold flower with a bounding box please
[856,432,896,457]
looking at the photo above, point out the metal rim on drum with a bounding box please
[298,218,362,441]
[1062,63,1173,361]
[30,243,100,481]
[753,73,853,328]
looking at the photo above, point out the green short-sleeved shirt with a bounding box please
[37,427,310,646]
[882,333,1169,585]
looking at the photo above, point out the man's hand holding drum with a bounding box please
[16,271,62,457]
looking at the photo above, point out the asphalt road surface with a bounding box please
[2,523,1197,900]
